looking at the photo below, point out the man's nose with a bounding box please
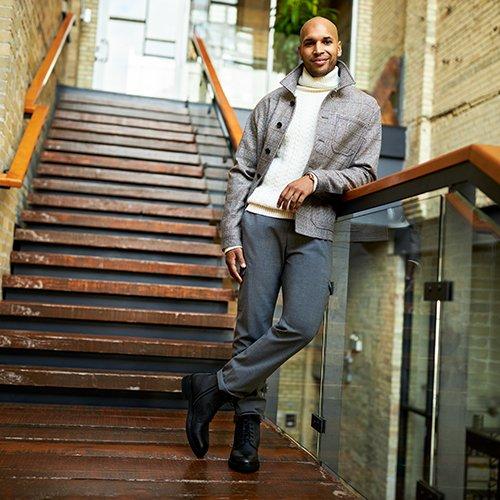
[313,42,324,54]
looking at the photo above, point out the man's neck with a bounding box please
[297,65,339,90]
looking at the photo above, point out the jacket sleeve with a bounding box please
[219,99,265,251]
[305,103,382,195]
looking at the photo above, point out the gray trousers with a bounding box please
[216,210,334,417]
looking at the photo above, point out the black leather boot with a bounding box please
[228,413,261,473]
[181,372,238,458]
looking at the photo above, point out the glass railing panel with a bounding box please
[318,195,443,499]
[435,188,499,499]
[273,290,324,455]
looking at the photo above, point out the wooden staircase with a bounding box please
[0,86,237,408]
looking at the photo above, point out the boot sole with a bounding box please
[228,456,260,473]
[181,374,206,459]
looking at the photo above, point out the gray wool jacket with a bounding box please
[219,59,382,251]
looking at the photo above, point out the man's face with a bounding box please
[297,21,342,77]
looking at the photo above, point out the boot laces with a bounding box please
[238,416,259,446]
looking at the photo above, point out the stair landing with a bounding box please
[0,404,360,498]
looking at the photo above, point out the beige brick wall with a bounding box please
[0,0,63,286]
[0,0,99,289]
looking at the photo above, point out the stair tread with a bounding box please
[37,164,207,189]
[32,178,210,204]
[10,252,228,278]
[48,129,199,153]
[44,140,200,165]
[52,118,196,142]
[40,152,203,176]
[3,275,235,301]
[57,102,192,124]
[0,301,235,328]
[0,364,184,392]
[0,329,232,359]
[15,229,222,256]
[58,91,190,115]
[58,90,190,111]
[27,194,221,221]
[21,210,217,238]
[54,109,193,133]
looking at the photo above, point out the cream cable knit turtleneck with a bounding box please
[224,65,340,253]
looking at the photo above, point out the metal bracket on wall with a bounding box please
[311,413,326,433]
[416,480,444,499]
[423,281,453,301]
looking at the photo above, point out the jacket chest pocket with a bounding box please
[316,115,364,161]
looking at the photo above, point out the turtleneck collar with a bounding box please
[297,65,339,90]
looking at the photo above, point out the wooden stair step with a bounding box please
[37,164,207,190]
[0,329,232,359]
[0,302,235,328]
[0,452,336,482]
[10,252,229,279]
[51,118,195,143]
[2,276,235,302]
[32,179,210,204]
[0,441,307,461]
[40,151,203,176]
[58,91,189,115]
[194,125,225,137]
[48,129,199,154]
[44,139,200,165]
[57,101,192,124]
[0,364,182,392]
[21,211,217,237]
[28,194,221,221]
[15,230,222,256]
[54,109,193,133]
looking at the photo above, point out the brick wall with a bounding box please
[0,0,99,290]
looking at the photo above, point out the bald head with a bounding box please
[299,16,338,43]
[297,16,342,77]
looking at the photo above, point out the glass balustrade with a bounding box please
[304,187,500,499]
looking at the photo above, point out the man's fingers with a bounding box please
[234,248,246,268]
[225,249,244,283]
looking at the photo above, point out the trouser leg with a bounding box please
[217,211,285,417]
[217,219,333,399]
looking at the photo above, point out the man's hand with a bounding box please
[277,175,315,211]
[225,247,246,284]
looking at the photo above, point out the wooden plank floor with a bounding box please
[0,404,360,499]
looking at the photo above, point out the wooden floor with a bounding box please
[0,404,360,499]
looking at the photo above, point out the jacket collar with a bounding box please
[279,59,355,96]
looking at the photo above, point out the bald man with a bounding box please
[182,17,382,473]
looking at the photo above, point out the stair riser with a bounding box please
[0,351,225,373]
[0,319,234,342]
[11,266,224,287]
[0,386,234,409]
[3,291,229,314]
[14,243,222,266]
[20,223,215,244]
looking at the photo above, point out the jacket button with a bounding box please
[290,100,295,106]
[265,147,271,154]
[276,121,282,128]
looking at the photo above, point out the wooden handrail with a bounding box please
[341,144,500,202]
[0,13,75,189]
[191,30,243,151]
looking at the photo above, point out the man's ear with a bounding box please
[337,40,342,57]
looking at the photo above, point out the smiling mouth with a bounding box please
[312,59,328,64]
